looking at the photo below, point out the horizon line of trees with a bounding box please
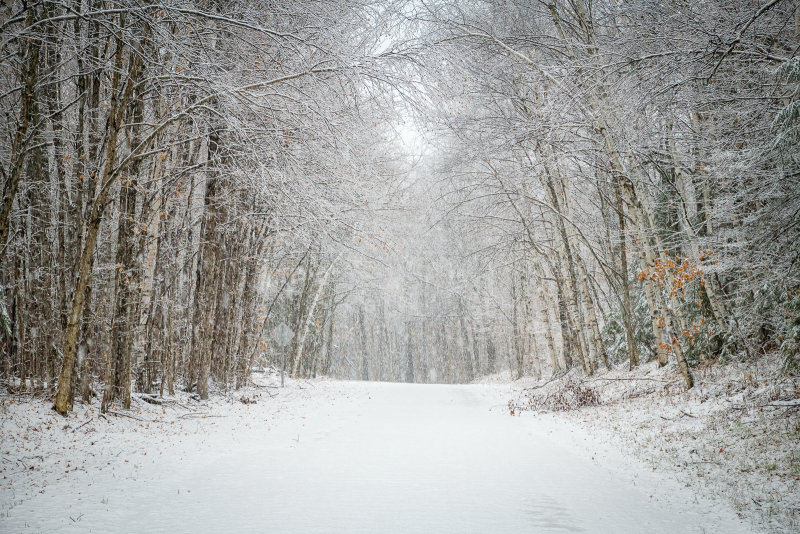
[2,1,799,412]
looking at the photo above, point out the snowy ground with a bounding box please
[0,371,773,533]
[505,354,800,534]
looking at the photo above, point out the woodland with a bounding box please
[0,0,798,415]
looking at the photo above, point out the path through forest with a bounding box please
[3,381,756,533]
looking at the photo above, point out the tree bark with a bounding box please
[614,180,639,369]
[53,21,140,415]
[359,305,369,381]
[0,8,40,249]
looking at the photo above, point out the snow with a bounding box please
[504,354,800,533]
[2,373,761,533]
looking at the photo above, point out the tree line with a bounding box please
[320,0,799,388]
[2,1,798,412]
[390,0,800,386]
[0,0,402,413]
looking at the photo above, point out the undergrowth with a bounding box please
[509,376,601,415]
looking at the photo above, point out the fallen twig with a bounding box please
[107,410,146,422]
[178,411,207,419]
[177,412,226,419]
[149,397,192,410]
[524,371,568,391]
[624,387,657,399]
[71,418,93,433]
[590,377,674,383]
[763,399,800,409]
[138,395,165,406]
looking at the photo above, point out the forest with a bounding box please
[1,0,798,415]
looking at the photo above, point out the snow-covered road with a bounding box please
[3,381,757,533]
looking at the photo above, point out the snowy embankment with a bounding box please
[1,369,320,529]
[0,366,782,533]
[504,354,800,533]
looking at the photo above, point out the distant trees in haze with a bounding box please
[406,0,800,385]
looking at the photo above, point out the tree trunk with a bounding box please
[359,305,369,381]
[192,128,222,400]
[614,179,639,369]
[53,24,140,414]
[101,161,138,412]
[486,335,496,374]
[292,253,339,376]
[405,324,414,383]
[0,8,40,249]
[511,272,525,379]
[459,300,474,382]
[577,258,610,370]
